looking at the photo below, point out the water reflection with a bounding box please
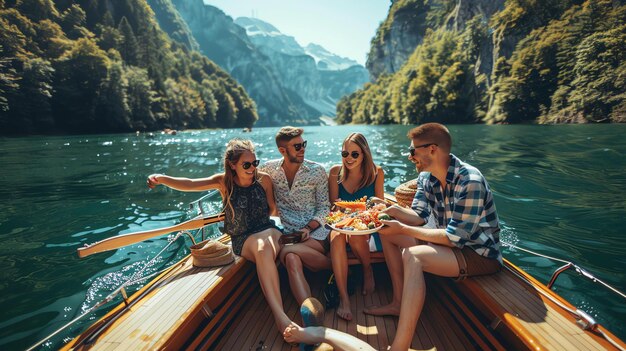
[0,125,625,350]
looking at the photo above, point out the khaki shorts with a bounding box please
[452,247,501,280]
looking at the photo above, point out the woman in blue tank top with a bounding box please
[328,133,384,321]
[146,139,294,335]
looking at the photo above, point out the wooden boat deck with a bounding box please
[211,264,499,351]
[64,236,626,351]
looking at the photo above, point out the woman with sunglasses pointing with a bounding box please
[328,132,385,321]
[146,138,298,334]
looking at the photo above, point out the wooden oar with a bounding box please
[77,213,225,258]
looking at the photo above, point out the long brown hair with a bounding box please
[338,133,377,189]
[223,139,257,216]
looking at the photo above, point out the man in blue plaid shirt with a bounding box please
[364,123,502,351]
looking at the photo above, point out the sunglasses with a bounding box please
[409,143,437,156]
[290,140,307,151]
[341,151,360,159]
[241,160,260,169]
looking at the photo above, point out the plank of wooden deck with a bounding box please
[92,263,199,348]
[122,267,218,346]
[485,272,604,351]
[480,273,583,350]
[461,267,610,351]
[104,263,222,350]
[189,268,257,349]
[499,272,603,350]
[434,277,506,351]
[82,254,245,351]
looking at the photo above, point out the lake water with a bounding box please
[0,125,625,350]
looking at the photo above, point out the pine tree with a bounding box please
[117,16,138,66]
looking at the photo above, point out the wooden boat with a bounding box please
[59,195,626,351]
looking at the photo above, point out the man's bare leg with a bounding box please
[364,234,417,316]
[389,244,459,350]
[241,228,292,331]
[283,238,331,270]
[284,324,376,351]
[330,231,352,320]
[280,239,331,304]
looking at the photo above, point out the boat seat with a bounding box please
[453,261,619,351]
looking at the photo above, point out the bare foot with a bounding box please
[283,323,319,345]
[277,317,294,334]
[362,266,375,295]
[363,302,400,316]
[336,299,352,321]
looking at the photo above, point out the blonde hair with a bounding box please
[223,139,257,216]
[338,133,377,189]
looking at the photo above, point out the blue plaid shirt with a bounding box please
[411,154,502,262]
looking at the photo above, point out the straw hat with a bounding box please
[394,179,418,208]
[190,239,235,268]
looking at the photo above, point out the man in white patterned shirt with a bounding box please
[259,126,332,305]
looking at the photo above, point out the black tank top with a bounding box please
[223,180,275,255]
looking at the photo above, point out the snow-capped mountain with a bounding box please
[150,0,369,124]
[304,43,361,71]
[234,16,369,117]
[234,17,304,56]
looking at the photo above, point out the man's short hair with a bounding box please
[275,126,304,147]
[408,123,452,152]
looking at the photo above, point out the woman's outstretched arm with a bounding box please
[147,173,224,192]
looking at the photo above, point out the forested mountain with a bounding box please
[150,0,369,125]
[162,0,319,126]
[338,0,626,125]
[0,0,257,135]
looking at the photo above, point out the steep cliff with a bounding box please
[343,0,625,125]
[167,0,318,126]
[367,0,455,81]
[146,0,199,51]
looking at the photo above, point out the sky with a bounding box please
[203,1,391,65]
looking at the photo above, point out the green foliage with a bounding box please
[0,0,257,135]
[340,23,484,125]
[0,44,19,115]
[488,0,626,124]
[342,0,625,125]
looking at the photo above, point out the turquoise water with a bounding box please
[0,125,624,350]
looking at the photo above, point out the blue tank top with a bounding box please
[338,180,375,201]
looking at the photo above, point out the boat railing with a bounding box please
[188,190,223,241]
[501,241,625,351]
[26,226,203,351]
[27,192,226,350]
[501,241,626,300]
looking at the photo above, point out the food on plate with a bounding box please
[326,197,384,232]
[377,213,392,221]
[334,198,367,211]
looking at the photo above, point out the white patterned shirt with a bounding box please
[260,159,331,240]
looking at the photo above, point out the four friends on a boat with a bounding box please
[147,122,502,350]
